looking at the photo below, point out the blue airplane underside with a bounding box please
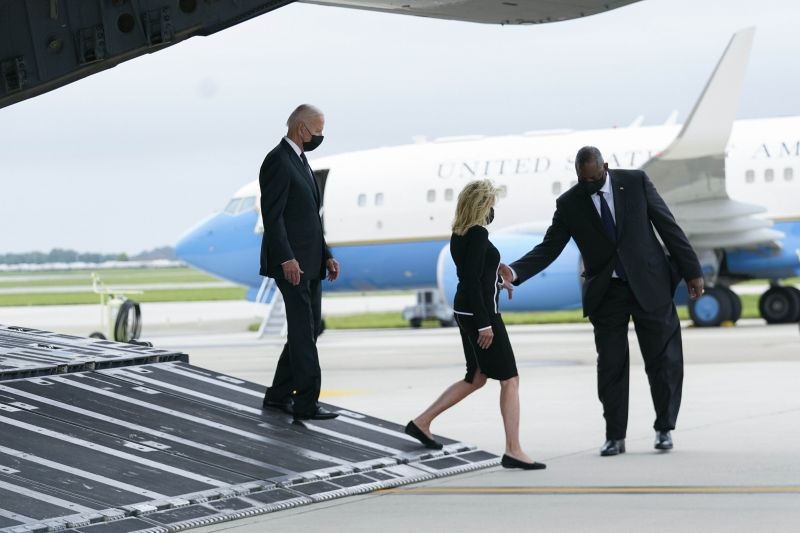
[176,210,800,314]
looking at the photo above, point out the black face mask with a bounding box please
[580,172,607,195]
[303,134,324,152]
[486,207,495,225]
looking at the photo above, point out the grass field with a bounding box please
[0,268,218,288]
[0,288,247,307]
[0,267,243,307]
[318,293,763,330]
[0,266,783,326]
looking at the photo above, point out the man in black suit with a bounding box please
[499,146,704,455]
[259,104,340,421]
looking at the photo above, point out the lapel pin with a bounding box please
[619,186,624,190]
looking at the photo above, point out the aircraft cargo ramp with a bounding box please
[0,325,497,533]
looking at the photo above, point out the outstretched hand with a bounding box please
[498,263,514,300]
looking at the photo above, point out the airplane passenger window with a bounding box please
[765,169,774,182]
[427,189,436,202]
[375,193,384,206]
[784,168,794,181]
[444,189,454,201]
[552,182,561,195]
[357,194,367,207]
[238,196,256,212]
[223,198,242,215]
[745,170,755,183]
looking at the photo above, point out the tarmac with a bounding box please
[1,300,798,532]
[167,316,798,533]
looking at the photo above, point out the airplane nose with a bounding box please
[175,213,219,270]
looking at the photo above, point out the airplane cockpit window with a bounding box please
[223,198,242,215]
[239,196,256,212]
[223,196,257,215]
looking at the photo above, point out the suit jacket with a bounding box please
[510,169,702,317]
[259,139,332,280]
[450,226,501,329]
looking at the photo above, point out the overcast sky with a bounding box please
[1,0,798,254]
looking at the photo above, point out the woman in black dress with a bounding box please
[405,179,545,470]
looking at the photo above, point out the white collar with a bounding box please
[283,136,303,158]
[599,171,612,195]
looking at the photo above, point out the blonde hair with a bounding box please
[452,179,498,236]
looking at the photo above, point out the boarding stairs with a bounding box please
[255,277,287,338]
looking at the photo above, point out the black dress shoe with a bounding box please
[600,439,626,456]
[501,454,546,470]
[404,421,444,450]
[655,430,673,450]
[293,407,339,421]
[262,397,293,415]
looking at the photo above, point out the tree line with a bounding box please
[0,246,175,264]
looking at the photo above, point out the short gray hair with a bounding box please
[575,146,604,169]
[287,104,323,128]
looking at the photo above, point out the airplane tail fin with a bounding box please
[660,27,755,161]
[641,28,783,250]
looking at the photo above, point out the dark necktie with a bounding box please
[299,153,319,202]
[596,191,627,281]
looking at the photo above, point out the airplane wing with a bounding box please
[641,27,785,250]
[300,1,641,25]
[0,0,640,111]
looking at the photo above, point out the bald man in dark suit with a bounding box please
[500,146,704,456]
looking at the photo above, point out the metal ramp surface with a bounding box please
[0,325,498,533]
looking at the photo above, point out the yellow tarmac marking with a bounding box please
[319,389,366,398]
[379,486,800,495]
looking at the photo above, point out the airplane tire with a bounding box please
[114,299,142,342]
[718,286,742,323]
[89,332,106,340]
[689,287,732,327]
[410,318,422,328]
[758,286,800,324]
[439,318,457,328]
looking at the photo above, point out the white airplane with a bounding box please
[176,28,800,328]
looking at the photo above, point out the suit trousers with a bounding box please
[588,279,683,440]
[265,277,323,415]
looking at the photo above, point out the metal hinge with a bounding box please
[142,8,174,45]
[75,25,106,64]
[1,57,27,93]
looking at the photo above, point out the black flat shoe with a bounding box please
[262,397,293,415]
[501,454,546,470]
[293,407,339,421]
[600,439,626,456]
[404,421,443,450]
[654,430,673,450]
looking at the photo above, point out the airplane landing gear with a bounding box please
[758,286,800,324]
[688,286,742,327]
